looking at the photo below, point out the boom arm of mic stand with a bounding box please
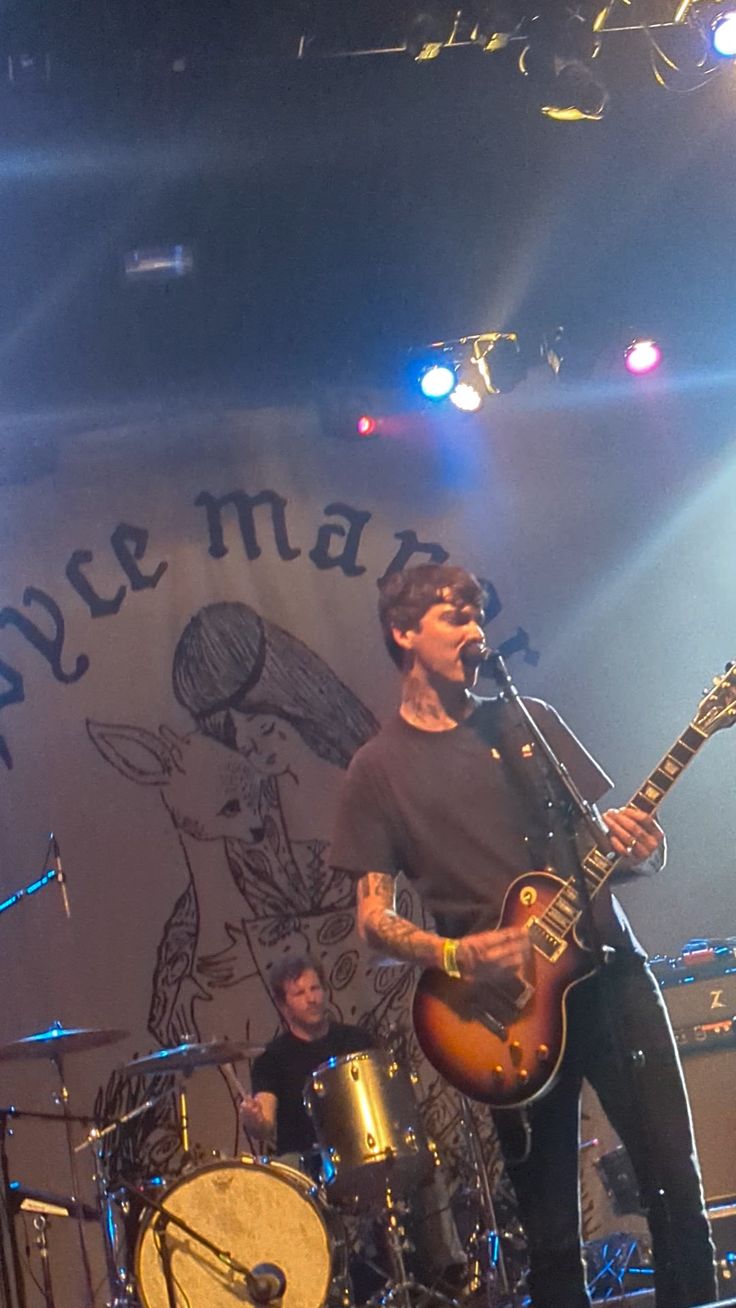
[0,869,60,917]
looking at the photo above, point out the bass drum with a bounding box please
[135,1157,334,1308]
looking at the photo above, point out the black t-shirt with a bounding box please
[331,695,644,953]
[250,1023,375,1154]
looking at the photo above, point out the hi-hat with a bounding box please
[123,1039,265,1076]
[0,1026,128,1060]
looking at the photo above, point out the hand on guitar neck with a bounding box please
[601,804,664,866]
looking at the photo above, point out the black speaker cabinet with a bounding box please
[674,1045,736,1205]
[657,963,736,1205]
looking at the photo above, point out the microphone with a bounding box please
[461,640,492,666]
[50,834,71,920]
[250,1263,287,1303]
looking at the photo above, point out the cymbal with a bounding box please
[123,1039,265,1076]
[0,1026,129,1061]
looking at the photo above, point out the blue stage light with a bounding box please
[712,9,736,57]
[419,363,456,400]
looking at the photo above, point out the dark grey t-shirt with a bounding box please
[331,695,644,953]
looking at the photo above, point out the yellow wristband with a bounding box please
[442,937,462,978]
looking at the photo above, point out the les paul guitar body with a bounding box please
[413,871,594,1109]
[413,662,736,1110]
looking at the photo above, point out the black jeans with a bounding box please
[493,952,717,1308]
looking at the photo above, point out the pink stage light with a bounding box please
[356,415,377,437]
[624,338,662,376]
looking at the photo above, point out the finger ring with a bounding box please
[626,839,636,855]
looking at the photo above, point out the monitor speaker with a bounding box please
[675,1045,736,1205]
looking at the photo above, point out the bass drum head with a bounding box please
[135,1158,332,1308]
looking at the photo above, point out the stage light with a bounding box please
[356,415,377,437]
[519,4,609,122]
[469,1,518,51]
[474,333,526,394]
[540,59,609,122]
[624,338,662,375]
[449,381,483,412]
[405,2,458,59]
[419,362,457,399]
[711,9,736,56]
[123,244,194,282]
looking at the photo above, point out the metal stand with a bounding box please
[0,1112,27,1308]
[458,1097,515,1307]
[369,1188,453,1308]
[52,1053,95,1308]
[32,1216,56,1308]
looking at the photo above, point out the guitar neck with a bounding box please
[540,719,709,941]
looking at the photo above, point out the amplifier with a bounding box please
[653,940,736,1205]
[652,941,736,1044]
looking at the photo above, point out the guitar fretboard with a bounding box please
[538,722,709,944]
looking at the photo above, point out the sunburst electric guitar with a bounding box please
[412,665,736,1109]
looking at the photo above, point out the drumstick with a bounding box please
[221,1059,261,1155]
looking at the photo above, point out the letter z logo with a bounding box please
[710,988,726,1010]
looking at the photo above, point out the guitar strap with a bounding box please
[470,695,571,873]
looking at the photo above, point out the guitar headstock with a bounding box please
[693,662,736,737]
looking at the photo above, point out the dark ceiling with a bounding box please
[0,0,734,412]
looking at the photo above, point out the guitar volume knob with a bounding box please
[536,1044,550,1061]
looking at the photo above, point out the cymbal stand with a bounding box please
[32,1215,56,1308]
[51,1050,95,1308]
[369,1187,414,1308]
[0,1109,27,1308]
[80,1101,161,1308]
[458,1095,513,1307]
[369,1186,452,1308]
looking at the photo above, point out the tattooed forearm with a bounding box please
[356,871,444,968]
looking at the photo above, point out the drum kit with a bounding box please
[0,1024,519,1308]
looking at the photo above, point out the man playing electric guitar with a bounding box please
[331,563,716,1308]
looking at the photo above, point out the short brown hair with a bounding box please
[377,564,487,669]
[269,954,327,1006]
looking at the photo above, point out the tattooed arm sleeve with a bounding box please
[356,871,444,968]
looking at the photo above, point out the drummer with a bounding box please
[240,955,370,1158]
[239,954,468,1297]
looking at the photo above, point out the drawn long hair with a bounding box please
[173,601,378,766]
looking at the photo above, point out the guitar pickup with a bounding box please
[528,918,567,963]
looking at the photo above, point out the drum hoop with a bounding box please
[310,1048,385,1080]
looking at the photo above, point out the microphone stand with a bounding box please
[483,650,674,1294]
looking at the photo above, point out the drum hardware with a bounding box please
[32,1213,56,1308]
[123,1037,265,1168]
[8,1183,98,1222]
[0,1109,28,1308]
[0,1106,95,1125]
[74,1095,162,1154]
[366,1185,455,1308]
[0,1023,129,1308]
[86,1100,165,1308]
[455,1095,514,1307]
